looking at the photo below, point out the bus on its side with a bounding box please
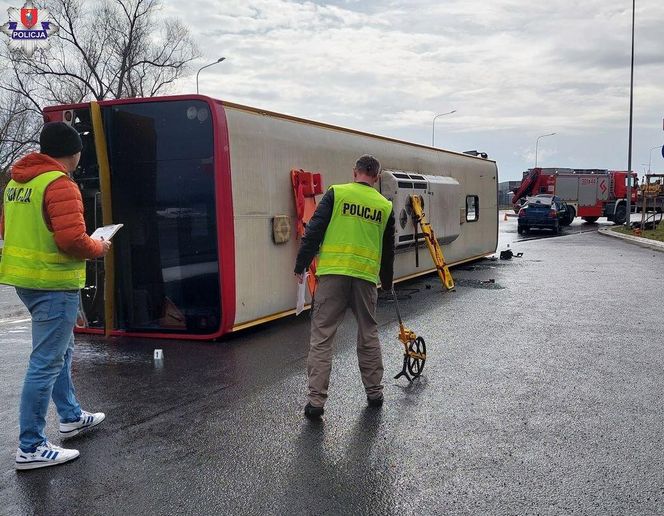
[43,95,498,340]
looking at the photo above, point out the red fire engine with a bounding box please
[511,168,637,225]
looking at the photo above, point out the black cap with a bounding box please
[39,122,83,158]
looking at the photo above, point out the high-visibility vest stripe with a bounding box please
[319,243,381,262]
[0,263,86,282]
[1,245,80,264]
[316,254,380,276]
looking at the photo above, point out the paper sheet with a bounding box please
[296,272,308,315]
[90,224,123,241]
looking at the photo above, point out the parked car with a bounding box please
[518,195,568,234]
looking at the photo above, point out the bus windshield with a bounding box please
[104,99,221,334]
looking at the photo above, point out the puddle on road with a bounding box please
[75,345,154,365]
[456,258,526,271]
[456,264,496,271]
[453,278,505,290]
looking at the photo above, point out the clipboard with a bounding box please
[90,223,123,240]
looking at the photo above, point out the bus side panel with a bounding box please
[223,107,498,327]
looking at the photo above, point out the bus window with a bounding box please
[105,100,220,334]
[466,195,479,222]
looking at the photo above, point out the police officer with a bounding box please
[0,122,111,469]
[294,154,395,419]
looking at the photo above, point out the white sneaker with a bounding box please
[59,410,106,439]
[15,441,79,470]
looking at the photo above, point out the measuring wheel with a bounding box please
[407,336,426,378]
[392,288,428,383]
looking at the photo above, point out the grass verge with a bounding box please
[612,221,664,242]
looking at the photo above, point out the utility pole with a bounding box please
[625,0,635,227]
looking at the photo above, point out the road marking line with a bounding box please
[0,318,31,325]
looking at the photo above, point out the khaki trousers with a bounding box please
[307,274,384,407]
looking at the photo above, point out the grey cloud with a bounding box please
[168,0,664,179]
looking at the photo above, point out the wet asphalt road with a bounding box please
[1,218,663,515]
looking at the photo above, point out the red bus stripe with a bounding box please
[210,100,236,336]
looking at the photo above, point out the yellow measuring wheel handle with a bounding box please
[409,195,455,291]
[398,324,418,345]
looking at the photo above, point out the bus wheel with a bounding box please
[582,216,599,223]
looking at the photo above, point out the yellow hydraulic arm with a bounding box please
[410,195,455,291]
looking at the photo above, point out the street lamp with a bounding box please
[535,132,556,167]
[431,110,456,147]
[196,57,226,95]
[648,145,661,173]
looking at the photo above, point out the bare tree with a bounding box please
[0,0,200,175]
[0,90,40,167]
[0,88,40,210]
[33,0,201,100]
[6,0,200,101]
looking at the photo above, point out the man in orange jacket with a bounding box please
[0,122,111,470]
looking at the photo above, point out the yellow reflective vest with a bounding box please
[317,182,392,284]
[0,171,86,290]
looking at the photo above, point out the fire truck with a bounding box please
[511,168,637,225]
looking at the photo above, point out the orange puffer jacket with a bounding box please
[0,153,104,260]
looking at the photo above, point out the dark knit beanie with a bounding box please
[39,122,83,158]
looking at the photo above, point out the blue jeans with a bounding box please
[15,288,83,452]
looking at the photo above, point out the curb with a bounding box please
[598,227,664,253]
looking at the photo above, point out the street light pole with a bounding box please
[648,145,660,173]
[535,132,556,167]
[431,110,456,147]
[196,57,226,95]
[625,0,635,227]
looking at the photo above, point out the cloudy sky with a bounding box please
[166,0,664,181]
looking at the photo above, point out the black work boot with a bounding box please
[304,403,324,420]
[367,395,384,408]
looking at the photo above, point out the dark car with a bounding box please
[518,195,568,234]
